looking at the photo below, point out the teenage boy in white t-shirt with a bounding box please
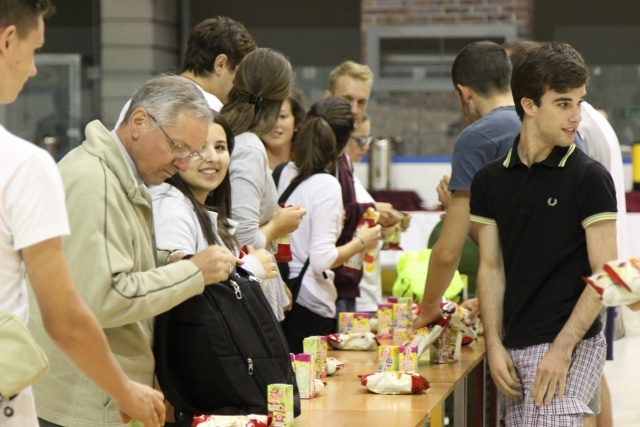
[0,2,164,426]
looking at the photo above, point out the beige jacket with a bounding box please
[29,120,205,426]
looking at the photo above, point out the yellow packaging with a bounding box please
[399,345,418,372]
[377,345,399,372]
[338,312,355,333]
[268,383,294,427]
[303,336,321,377]
[376,303,393,339]
[353,312,371,333]
[392,303,410,340]
[295,353,315,399]
[317,336,328,378]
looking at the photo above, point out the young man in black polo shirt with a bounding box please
[470,41,617,426]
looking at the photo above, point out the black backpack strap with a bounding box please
[272,161,288,188]
[275,167,329,304]
[288,257,310,304]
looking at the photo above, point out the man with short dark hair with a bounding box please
[471,41,617,426]
[414,41,520,329]
[115,16,256,126]
[0,1,165,426]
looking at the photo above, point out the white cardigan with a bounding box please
[276,162,342,318]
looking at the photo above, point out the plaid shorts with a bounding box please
[504,333,606,427]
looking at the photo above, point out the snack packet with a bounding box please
[338,312,355,334]
[378,345,399,372]
[398,345,418,373]
[326,357,346,376]
[392,303,411,340]
[359,371,430,395]
[430,325,463,364]
[344,208,380,272]
[192,414,269,427]
[327,332,379,351]
[376,303,393,339]
[353,312,371,333]
[295,353,315,399]
[267,384,293,427]
[584,272,640,306]
[603,259,640,293]
[449,304,479,340]
[407,320,447,359]
[313,378,326,396]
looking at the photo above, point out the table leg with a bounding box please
[453,377,467,427]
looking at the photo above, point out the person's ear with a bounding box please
[456,84,473,104]
[521,97,536,117]
[128,108,149,139]
[0,25,18,56]
[213,54,229,76]
[322,89,332,100]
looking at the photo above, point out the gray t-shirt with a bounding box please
[449,105,522,192]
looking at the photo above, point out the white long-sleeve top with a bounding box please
[276,162,343,318]
[150,183,266,279]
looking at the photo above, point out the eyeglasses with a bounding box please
[148,114,203,164]
[351,135,373,147]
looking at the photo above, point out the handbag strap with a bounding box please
[274,165,329,305]
[288,257,311,305]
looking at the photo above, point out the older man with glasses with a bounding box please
[30,74,241,427]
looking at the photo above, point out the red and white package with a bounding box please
[358,371,430,394]
[449,304,479,341]
[327,332,379,351]
[191,414,269,427]
[603,259,640,293]
[406,313,449,358]
[584,272,640,307]
[326,357,346,376]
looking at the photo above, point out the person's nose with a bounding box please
[173,157,191,172]
[350,101,358,117]
[202,146,219,163]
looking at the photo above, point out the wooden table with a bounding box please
[295,337,486,427]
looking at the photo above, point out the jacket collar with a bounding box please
[83,120,149,205]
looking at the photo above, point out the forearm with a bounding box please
[477,263,506,347]
[258,221,277,247]
[551,286,603,354]
[420,244,462,313]
[331,237,364,269]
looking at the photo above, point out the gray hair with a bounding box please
[123,74,212,127]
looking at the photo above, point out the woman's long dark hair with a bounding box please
[292,97,354,184]
[166,110,238,250]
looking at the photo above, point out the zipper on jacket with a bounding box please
[230,279,242,299]
[247,275,262,283]
[247,358,254,375]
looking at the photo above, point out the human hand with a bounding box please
[532,344,572,406]
[413,302,443,330]
[283,283,293,312]
[436,175,452,210]
[461,298,480,324]
[190,245,241,284]
[116,380,165,427]
[355,223,382,252]
[271,204,307,237]
[247,245,278,280]
[487,342,523,398]
[374,202,402,227]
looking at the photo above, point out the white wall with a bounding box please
[355,160,634,210]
